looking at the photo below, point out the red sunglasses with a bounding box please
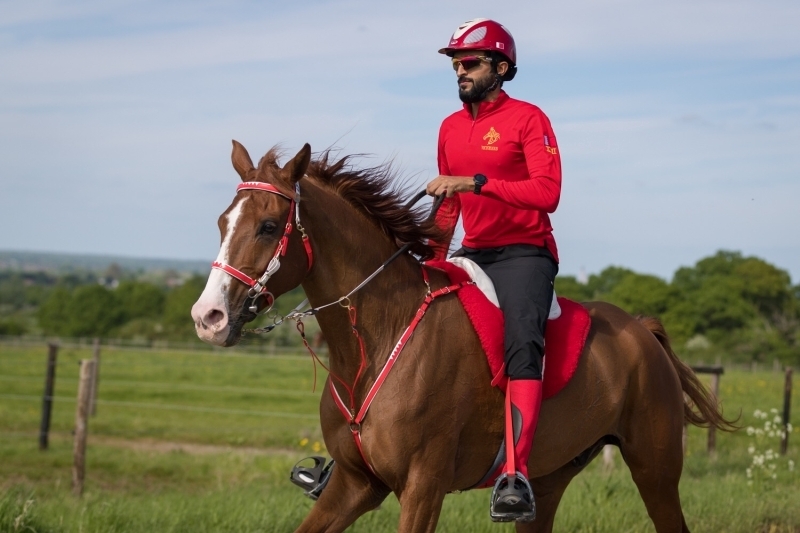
[451,55,491,72]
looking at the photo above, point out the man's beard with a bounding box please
[458,73,499,104]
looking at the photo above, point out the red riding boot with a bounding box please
[490,378,543,523]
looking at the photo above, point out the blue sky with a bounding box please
[1,0,799,282]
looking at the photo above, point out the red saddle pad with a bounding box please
[425,261,591,398]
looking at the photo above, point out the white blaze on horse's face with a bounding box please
[191,196,249,345]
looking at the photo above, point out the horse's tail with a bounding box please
[637,316,739,431]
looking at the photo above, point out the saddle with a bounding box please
[426,259,591,398]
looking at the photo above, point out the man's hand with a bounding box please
[426,175,473,197]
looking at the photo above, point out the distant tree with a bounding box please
[0,319,27,335]
[38,287,72,336]
[163,275,207,338]
[554,275,592,301]
[672,250,794,337]
[0,273,27,310]
[672,250,745,293]
[65,285,125,337]
[733,257,792,317]
[39,284,125,337]
[606,273,677,317]
[116,280,166,320]
[23,282,55,308]
[660,299,700,345]
[586,266,635,299]
[56,272,95,290]
[691,275,756,334]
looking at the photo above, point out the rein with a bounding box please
[243,191,444,334]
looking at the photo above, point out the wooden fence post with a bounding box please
[690,365,724,455]
[707,372,720,456]
[782,367,793,455]
[72,359,95,497]
[38,343,58,451]
[89,338,101,416]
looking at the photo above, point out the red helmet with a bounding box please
[438,18,517,65]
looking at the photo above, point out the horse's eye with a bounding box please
[259,221,278,236]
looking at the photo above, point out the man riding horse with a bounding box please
[191,16,735,531]
[426,18,560,522]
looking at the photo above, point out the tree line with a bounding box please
[0,250,797,363]
[555,250,799,365]
[0,267,309,347]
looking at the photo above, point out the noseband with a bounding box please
[211,181,313,314]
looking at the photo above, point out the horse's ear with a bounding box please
[231,140,255,182]
[280,143,311,185]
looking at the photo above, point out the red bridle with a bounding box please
[211,181,313,314]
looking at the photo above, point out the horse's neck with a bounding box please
[300,182,426,383]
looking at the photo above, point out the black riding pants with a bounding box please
[456,244,558,381]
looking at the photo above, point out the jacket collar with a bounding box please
[462,90,509,119]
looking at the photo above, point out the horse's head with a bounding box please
[191,141,312,346]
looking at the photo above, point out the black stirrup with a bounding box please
[290,456,335,500]
[490,471,536,523]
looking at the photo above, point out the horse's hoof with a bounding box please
[289,456,335,500]
[490,472,536,523]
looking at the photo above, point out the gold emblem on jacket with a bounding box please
[483,127,500,145]
[482,127,500,151]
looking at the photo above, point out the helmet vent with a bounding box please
[463,26,487,44]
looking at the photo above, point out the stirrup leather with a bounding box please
[289,456,335,500]
[490,472,536,523]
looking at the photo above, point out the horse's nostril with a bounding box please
[205,309,225,326]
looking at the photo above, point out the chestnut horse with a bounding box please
[191,142,732,533]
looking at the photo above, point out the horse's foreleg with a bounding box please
[294,465,389,533]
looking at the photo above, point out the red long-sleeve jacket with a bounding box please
[432,91,561,262]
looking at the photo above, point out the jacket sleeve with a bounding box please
[428,127,461,261]
[479,110,562,212]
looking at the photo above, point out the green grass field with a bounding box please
[1,342,798,532]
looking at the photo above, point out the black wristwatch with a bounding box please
[473,173,488,195]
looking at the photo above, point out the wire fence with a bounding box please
[0,393,319,420]
[0,333,328,357]
[0,340,328,451]
[0,375,319,397]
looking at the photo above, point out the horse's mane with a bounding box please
[304,151,445,260]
